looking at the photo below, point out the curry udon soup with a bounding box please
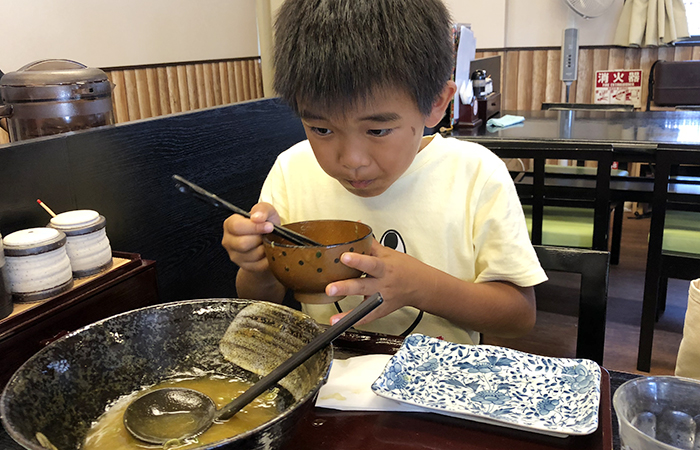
[82,374,293,449]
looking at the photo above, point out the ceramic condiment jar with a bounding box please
[2,228,74,303]
[0,232,13,318]
[48,210,112,278]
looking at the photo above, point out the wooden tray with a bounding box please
[0,251,141,339]
[286,330,613,450]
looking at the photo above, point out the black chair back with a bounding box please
[533,245,610,365]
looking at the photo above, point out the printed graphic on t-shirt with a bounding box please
[379,229,406,253]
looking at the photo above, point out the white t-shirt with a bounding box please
[260,133,547,344]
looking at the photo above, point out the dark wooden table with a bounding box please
[450,109,700,152]
[1,330,639,450]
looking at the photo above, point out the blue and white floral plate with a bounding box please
[371,334,601,438]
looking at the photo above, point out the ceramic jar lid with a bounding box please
[3,228,66,256]
[49,210,106,236]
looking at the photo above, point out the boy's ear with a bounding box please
[425,81,457,128]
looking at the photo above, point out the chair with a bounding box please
[485,245,610,364]
[485,140,619,257]
[533,245,610,364]
[638,145,700,372]
[521,164,628,262]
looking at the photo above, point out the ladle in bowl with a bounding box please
[172,174,321,247]
[123,293,383,445]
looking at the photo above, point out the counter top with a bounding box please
[450,110,700,149]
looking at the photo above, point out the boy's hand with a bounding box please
[326,239,428,325]
[221,202,281,272]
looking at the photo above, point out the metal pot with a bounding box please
[0,299,332,450]
[0,59,115,142]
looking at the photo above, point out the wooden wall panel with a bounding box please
[516,51,534,110]
[165,66,180,114]
[545,50,562,103]
[176,65,190,112]
[2,45,700,144]
[476,44,700,112]
[576,49,594,103]
[639,48,658,108]
[503,51,520,110]
[125,69,141,121]
[106,58,265,122]
[531,50,547,109]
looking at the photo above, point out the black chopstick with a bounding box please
[172,175,321,247]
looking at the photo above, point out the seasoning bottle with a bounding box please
[2,228,74,303]
[48,210,113,278]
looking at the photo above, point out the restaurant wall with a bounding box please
[1,0,697,146]
[446,0,625,48]
[0,0,259,71]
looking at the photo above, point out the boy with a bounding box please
[222,0,547,344]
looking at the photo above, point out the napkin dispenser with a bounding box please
[457,79,482,128]
[458,99,481,128]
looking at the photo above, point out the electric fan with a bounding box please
[563,0,616,19]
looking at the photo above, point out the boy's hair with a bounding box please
[273,0,454,117]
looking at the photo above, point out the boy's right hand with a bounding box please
[221,202,281,272]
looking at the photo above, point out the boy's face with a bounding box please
[298,85,452,198]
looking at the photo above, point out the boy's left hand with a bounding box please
[326,239,429,325]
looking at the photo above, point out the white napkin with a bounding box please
[315,354,426,412]
[676,279,700,379]
[459,79,474,105]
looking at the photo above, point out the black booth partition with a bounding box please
[0,98,307,304]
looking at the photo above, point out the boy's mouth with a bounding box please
[347,179,374,189]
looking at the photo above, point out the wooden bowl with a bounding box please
[263,220,373,304]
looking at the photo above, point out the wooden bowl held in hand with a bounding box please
[263,220,373,304]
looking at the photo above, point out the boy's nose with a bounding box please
[338,143,371,170]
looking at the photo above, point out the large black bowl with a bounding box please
[0,299,332,450]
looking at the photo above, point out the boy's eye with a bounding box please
[368,129,392,137]
[311,127,332,136]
